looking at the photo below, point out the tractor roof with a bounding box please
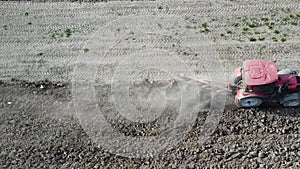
[243,59,278,86]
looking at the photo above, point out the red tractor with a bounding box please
[232,59,300,108]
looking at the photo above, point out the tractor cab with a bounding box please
[233,59,279,107]
[242,59,278,94]
[233,59,300,108]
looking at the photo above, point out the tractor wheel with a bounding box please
[235,97,263,108]
[283,99,300,107]
[278,69,298,75]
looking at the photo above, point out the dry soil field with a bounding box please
[1,0,300,168]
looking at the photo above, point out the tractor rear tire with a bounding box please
[235,97,263,108]
[283,99,300,107]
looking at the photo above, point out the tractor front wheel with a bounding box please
[283,99,300,107]
[235,97,263,108]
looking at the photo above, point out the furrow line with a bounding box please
[0,23,106,36]
[0,37,87,49]
[0,69,73,81]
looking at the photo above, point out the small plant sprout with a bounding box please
[24,12,29,16]
[199,22,209,33]
[48,31,64,39]
[271,37,278,42]
[289,14,295,18]
[49,33,56,39]
[281,38,287,42]
[274,30,280,34]
[37,52,43,56]
[200,28,209,33]
[268,25,273,29]
[220,33,225,37]
[83,48,89,53]
[3,25,7,30]
[232,23,239,27]
[258,37,265,41]
[249,37,257,42]
[241,16,247,22]
[261,17,269,22]
[64,29,72,38]
[243,27,249,31]
[158,6,163,10]
[226,30,232,34]
[283,17,290,22]
[201,22,207,28]
[248,22,258,28]
[268,22,275,29]
[129,31,134,35]
[291,22,298,26]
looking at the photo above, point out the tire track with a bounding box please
[0,37,88,48]
[1,34,299,60]
[2,31,299,49]
[0,67,73,82]
[0,22,107,36]
[2,48,299,84]
[2,47,299,66]
[1,3,299,37]
[1,2,299,20]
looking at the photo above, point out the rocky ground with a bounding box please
[1,0,300,168]
[0,80,300,168]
